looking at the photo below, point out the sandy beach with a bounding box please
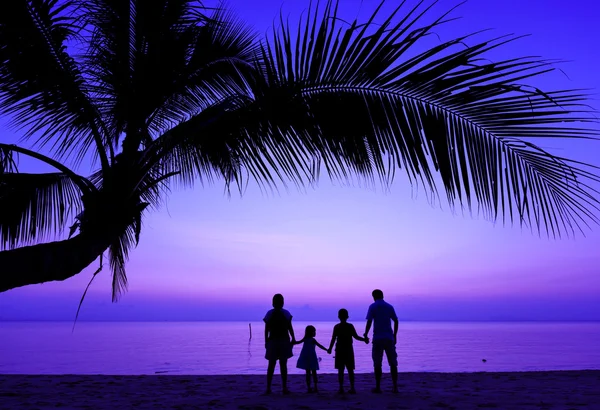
[1,371,599,409]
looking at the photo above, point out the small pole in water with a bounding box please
[249,323,252,340]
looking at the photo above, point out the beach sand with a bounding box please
[1,371,599,409]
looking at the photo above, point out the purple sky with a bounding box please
[1,0,600,321]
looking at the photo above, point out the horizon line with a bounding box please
[2,319,600,323]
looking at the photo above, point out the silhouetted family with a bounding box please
[263,289,399,395]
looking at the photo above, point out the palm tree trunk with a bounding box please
[0,234,109,293]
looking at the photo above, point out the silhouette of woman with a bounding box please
[263,294,296,395]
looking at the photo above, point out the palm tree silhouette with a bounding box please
[1,0,599,298]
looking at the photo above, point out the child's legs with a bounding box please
[305,370,311,388]
[267,359,277,390]
[311,370,318,387]
[337,368,344,389]
[348,367,355,388]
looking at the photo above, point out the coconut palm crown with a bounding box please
[1,0,599,299]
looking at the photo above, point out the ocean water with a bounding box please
[0,321,599,375]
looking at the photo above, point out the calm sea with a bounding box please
[1,321,599,375]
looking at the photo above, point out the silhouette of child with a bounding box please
[327,308,369,394]
[263,293,296,395]
[293,325,327,393]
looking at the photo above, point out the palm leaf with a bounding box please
[0,0,110,168]
[130,0,600,239]
[107,202,148,301]
[0,172,84,249]
[252,0,600,237]
[0,145,18,174]
[145,4,259,138]
[80,0,257,154]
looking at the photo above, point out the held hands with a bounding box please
[364,336,370,345]
[327,348,332,355]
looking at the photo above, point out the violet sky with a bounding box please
[1,0,599,321]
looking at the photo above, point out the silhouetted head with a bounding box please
[272,294,284,309]
[338,308,349,321]
[372,289,384,301]
[304,325,316,338]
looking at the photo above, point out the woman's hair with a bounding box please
[304,325,316,338]
[272,293,284,309]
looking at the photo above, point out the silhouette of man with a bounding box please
[363,289,399,393]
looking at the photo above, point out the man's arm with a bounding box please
[264,323,269,348]
[364,305,373,337]
[364,318,373,338]
[391,306,399,343]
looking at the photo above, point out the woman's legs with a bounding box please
[280,358,289,393]
[266,359,277,393]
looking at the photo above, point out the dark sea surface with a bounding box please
[1,321,599,375]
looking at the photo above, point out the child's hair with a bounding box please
[272,293,284,309]
[304,325,316,338]
[338,308,349,319]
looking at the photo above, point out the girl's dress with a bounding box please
[296,338,320,371]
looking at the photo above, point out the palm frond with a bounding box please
[145,4,259,138]
[81,0,258,154]
[253,0,600,237]
[144,97,249,193]
[0,145,18,174]
[0,172,84,249]
[0,0,110,168]
[108,202,148,301]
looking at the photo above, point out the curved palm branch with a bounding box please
[0,143,95,249]
[250,0,600,237]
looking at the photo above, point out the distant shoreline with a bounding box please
[2,371,599,409]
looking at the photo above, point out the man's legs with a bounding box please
[371,340,384,393]
[385,340,399,392]
[390,366,398,392]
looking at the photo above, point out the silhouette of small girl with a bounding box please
[293,325,327,393]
